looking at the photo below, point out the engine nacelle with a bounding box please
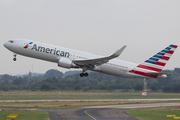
[157,74,167,79]
[58,57,77,69]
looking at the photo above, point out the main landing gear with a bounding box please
[80,72,88,77]
[79,67,89,77]
[13,54,17,61]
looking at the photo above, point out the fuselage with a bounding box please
[4,39,140,78]
[4,39,171,78]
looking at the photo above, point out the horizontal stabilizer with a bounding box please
[146,72,170,75]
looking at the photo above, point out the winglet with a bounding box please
[109,45,127,58]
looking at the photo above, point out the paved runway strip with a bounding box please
[0,98,180,102]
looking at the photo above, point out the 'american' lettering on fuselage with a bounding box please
[31,44,70,57]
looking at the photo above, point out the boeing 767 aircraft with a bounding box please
[4,39,178,78]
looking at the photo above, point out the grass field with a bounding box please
[0,91,180,100]
[0,109,49,120]
[0,91,180,120]
[127,106,180,120]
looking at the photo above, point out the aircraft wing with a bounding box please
[73,45,126,68]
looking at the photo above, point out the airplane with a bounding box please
[3,39,178,78]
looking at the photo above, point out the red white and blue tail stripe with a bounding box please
[129,44,178,78]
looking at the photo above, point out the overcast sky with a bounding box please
[0,0,180,75]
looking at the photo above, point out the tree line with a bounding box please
[0,68,180,92]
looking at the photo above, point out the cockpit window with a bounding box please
[8,40,14,43]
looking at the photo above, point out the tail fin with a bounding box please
[130,44,178,78]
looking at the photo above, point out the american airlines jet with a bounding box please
[4,39,178,78]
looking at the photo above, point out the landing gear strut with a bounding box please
[80,72,88,77]
[13,54,17,61]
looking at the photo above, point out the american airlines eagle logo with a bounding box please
[24,42,33,49]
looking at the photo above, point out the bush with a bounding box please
[83,86,89,91]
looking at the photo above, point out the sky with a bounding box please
[0,0,180,75]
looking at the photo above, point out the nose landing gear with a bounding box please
[13,54,17,61]
[13,58,17,61]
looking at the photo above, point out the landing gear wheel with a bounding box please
[80,72,88,77]
[13,58,17,61]
[13,54,17,61]
[80,73,84,77]
[84,73,88,77]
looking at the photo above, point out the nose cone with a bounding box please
[3,42,8,48]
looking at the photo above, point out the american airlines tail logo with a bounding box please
[24,42,33,49]
[129,44,178,78]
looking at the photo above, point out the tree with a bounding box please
[1,74,17,84]
[172,84,180,93]
[162,86,172,93]
[97,83,109,90]
[44,77,59,84]
[0,67,180,92]
[174,68,180,74]
[74,84,81,90]
[150,83,159,92]
[13,78,23,85]
[134,83,143,91]
[2,85,9,91]
[64,71,81,76]
[41,83,51,90]
[43,69,63,79]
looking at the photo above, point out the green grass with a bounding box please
[0,91,180,100]
[126,106,180,120]
[0,109,49,120]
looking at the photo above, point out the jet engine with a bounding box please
[58,57,78,69]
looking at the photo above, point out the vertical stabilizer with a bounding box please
[129,44,178,78]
